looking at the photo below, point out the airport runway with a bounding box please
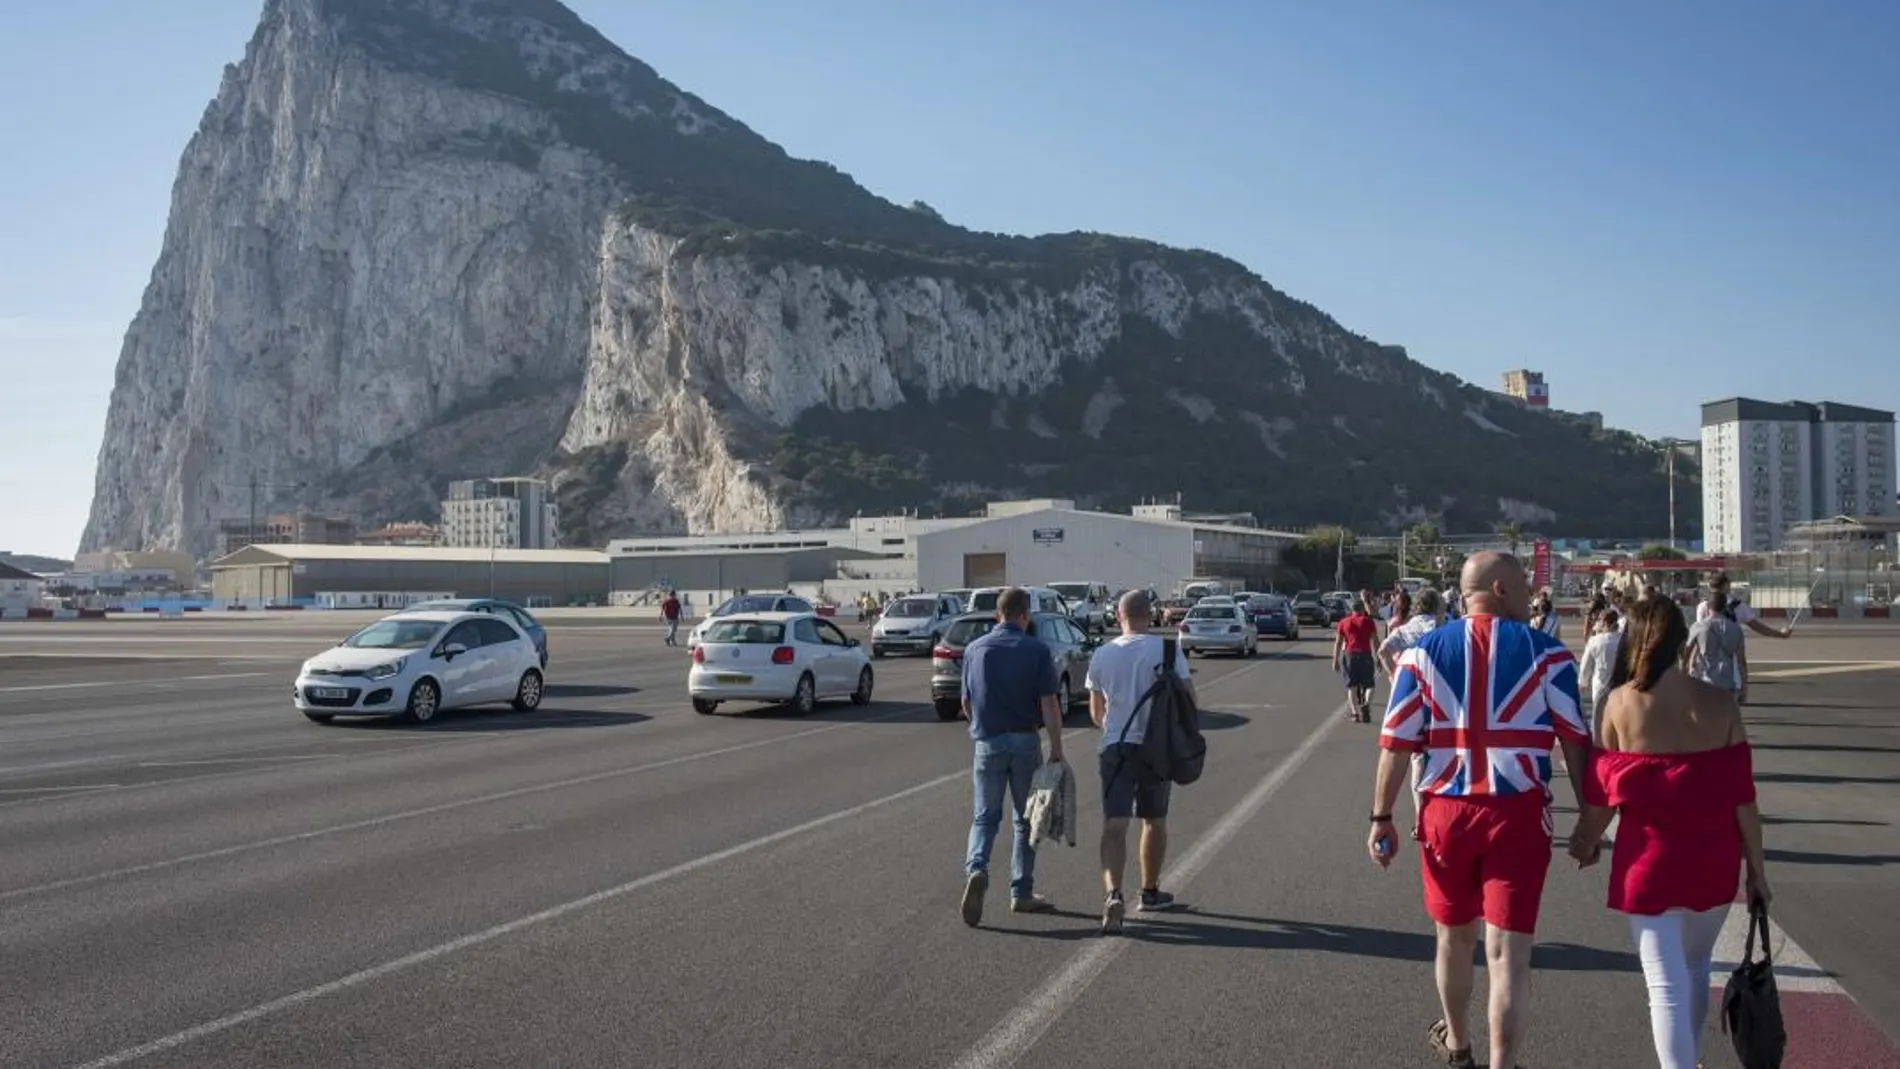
[0,615,1895,1067]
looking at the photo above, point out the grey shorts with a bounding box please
[1100,743,1172,820]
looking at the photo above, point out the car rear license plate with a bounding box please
[714,673,752,684]
[314,688,348,699]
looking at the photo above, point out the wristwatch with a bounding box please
[1369,812,1393,823]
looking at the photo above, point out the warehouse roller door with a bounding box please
[963,553,1006,589]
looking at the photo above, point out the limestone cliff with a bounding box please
[82,0,1690,558]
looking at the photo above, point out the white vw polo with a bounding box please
[688,611,874,716]
[294,610,546,724]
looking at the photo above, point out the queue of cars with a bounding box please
[288,579,1350,727]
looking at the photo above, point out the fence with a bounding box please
[1731,545,1896,615]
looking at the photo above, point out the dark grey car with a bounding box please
[928,611,1097,722]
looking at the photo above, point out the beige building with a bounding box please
[209,544,609,606]
[1501,369,1549,409]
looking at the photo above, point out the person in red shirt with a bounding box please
[660,589,683,647]
[1332,597,1380,722]
[1570,597,1770,1069]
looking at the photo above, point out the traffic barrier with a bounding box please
[1759,608,1790,618]
[265,604,305,611]
[1864,606,1890,618]
[78,608,107,619]
[25,607,53,619]
[1809,606,1839,619]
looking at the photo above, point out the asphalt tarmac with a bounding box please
[0,614,1895,1068]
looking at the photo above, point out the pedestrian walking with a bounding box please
[1367,552,1592,1069]
[1696,571,1793,704]
[1683,588,1745,696]
[1333,597,1379,722]
[1377,587,1447,826]
[1568,598,1770,1069]
[1577,608,1622,732]
[660,589,682,646]
[1086,589,1196,933]
[959,587,1065,926]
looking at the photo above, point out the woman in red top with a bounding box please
[1570,598,1771,1069]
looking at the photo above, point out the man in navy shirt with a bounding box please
[960,587,1066,926]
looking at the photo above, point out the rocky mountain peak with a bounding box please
[80,0,1691,561]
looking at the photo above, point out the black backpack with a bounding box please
[1121,638,1206,786]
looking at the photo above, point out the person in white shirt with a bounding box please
[1377,587,1446,820]
[1085,590,1197,933]
[1577,608,1623,731]
[1378,587,1445,678]
[1693,572,1792,703]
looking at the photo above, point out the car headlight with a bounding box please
[365,658,406,681]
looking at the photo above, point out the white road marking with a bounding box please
[947,701,1345,1069]
[0,784,121,795]
[1749,662,1899,680]
[0,706,926,900]
[134,756,333,768]
[0,672,269,694]
[66,759,980,1069]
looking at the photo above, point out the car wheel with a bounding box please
[789,673,816,715]
[512,668,543,712]
[934,698,961,721]
[851,666,874,705]
[403,678,440,724]
[303,712,335,724]
[1057,674,1073,712]
[692,697,719,715]
[872,648,885,659]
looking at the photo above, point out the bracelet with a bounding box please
[1369,813,1393,823]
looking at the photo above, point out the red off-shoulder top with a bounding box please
[1584,743,1756,915]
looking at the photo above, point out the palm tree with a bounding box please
[1497,522,1523,557]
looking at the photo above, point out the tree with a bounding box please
[908,200,944,221]
[1497,521,1523,556]
[1637,544,1688,561]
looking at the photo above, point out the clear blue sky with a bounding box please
[3,0,1896,558]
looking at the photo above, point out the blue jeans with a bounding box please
[965,732,1043,899]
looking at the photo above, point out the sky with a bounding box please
[3,0,1896,558]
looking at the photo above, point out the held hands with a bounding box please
[1567,831,1602,869]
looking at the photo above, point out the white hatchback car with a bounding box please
[685,592,817,649]
[689,611,874,716]
[294,610,545,724]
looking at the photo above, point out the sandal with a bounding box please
[1428,1019,1476,1067]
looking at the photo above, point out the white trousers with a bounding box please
[1628,905,1731,1069]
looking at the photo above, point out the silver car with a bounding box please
[1176,602,1258,657]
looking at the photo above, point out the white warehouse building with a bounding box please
[914,504,1298,594]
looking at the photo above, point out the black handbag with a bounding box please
[1721,902,1788,1069]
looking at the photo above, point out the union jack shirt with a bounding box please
[1380,614,1587,798]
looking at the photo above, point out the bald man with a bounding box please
[1366,552,1592,1069]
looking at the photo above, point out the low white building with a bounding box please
[914,505,1298,594]
[0,560,45,615]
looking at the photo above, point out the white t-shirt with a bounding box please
[1579,629,1622,698]
[1696,598,1758,625]
[1084,633,1190,752]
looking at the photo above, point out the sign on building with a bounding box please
[1032,528,1064,545]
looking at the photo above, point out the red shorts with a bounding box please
[1417,793,1553,933]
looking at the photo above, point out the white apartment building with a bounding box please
[1700,399,1895,553]
[439,478,561,549]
